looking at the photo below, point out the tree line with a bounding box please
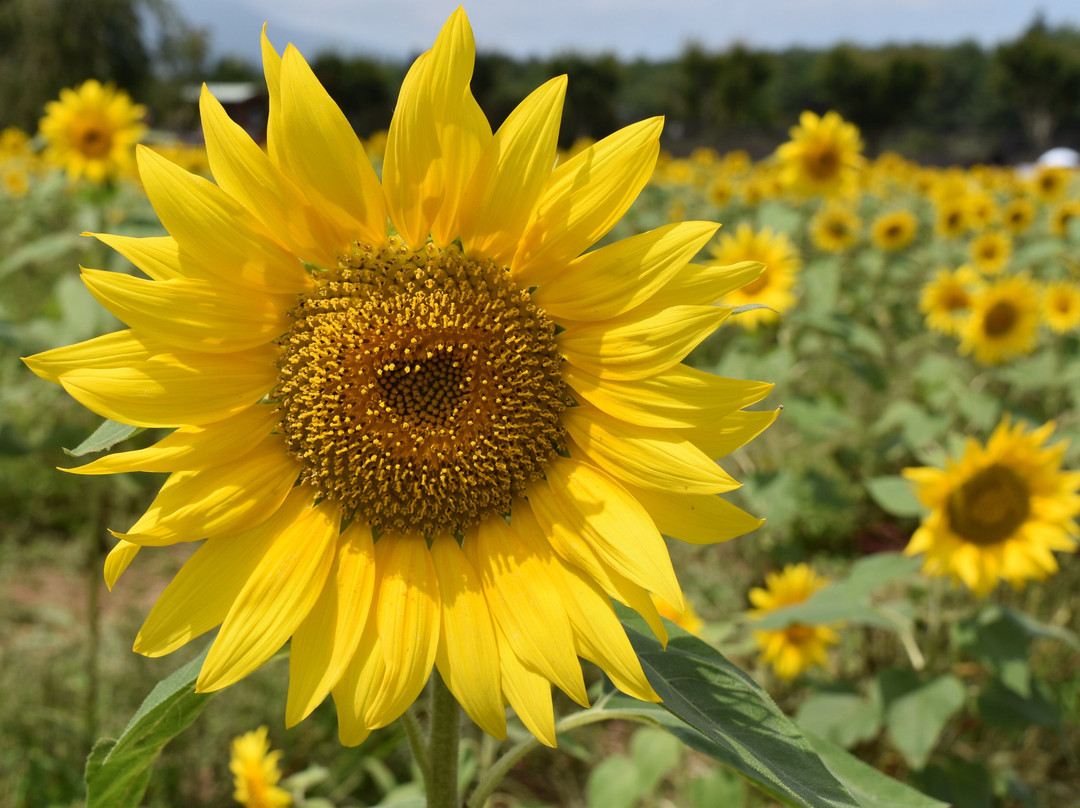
[3,0,1079,164]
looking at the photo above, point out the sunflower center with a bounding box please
[805,144,840,180]
[983,300,1018,337]
[76,123,113,158]
[942,287,970,312]
[741,269,770,296]
[784,624,816,646]
[276,238,570,536]
[946,463,1030,545]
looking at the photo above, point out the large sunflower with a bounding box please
[749,563,839,681]
[24,11,774,747]
[38,79,147,184]
[959,275,1041,365]
[904,417,1080,596]
[775,110,864,198]
[712,224,801,329]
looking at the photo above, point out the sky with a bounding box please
[170,0,1080,66]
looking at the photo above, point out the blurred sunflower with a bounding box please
[1030,165,1072,203]
[933,197,969,240]
[230,726,291,808]
[38,79,147,184]
[870,210,917,251]
[904,417,1080,596]
[1049,200,1080,238]
[25,10,775,748]
[749,563,839,681]
[920,265,981,337]
[1043,280,1080,333]
[776,110,864,198]
[968,230,1012,275]
[809,203,861,253]
[959,275,1041,365]
[965,191,997,230]
[1001,196,1036,234]
[712,223,801,328]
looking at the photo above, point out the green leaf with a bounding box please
[795,691,881,749]
[0,231,83,279]
[804,732,948,808]
[617,611,861,808]
[913,757,993,808]
[953,606,1032,697]
[752,553,922,630]
[690,767,747,808]
[85,647,213,808]
[877,670,965,770]
[630,726,683,793]
[65,418,142,457]
[586,756,644,808]
[975,678,1060,731]
[865,476,925,518]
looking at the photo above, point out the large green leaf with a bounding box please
[877,669,965,771]
[752,553,921,630]
[85,647,213,808]
[795,690,881,749]
[865,476,925,518]
[618,611,861,808]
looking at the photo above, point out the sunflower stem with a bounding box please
[402,706,431,790]
[427,670,461,808]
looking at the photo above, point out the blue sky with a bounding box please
[171,0,1080,65]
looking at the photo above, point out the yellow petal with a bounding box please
[512,117,662,283]
[24,328,156,385]
[557,305,730,381]
[276,46,387,246]
[104,539,140,590]
[56,343,277,428]
[495,624,557,748]
[364,537,441,729]
[64,404,279,475]
[459,76,566,264]
[465,517,589,707]
[287,521,377,726]
[383,10,491,248]
[563,363,773,428]
[555,560,659,702]
[532,222,718,320]
[680,408,779,459]
[622,483,765,545]
[521,488,668,645]
[563,404,740,494]
[540,456,683,610]
[136,146,310,295]
[431,535,507,740]
[638,260,765,313]
[80,268,293,354]
[87,233,204,282]
[197,489,340,692]
[332,610,382,747]
[116,434,299,545]
[199,86,347,267]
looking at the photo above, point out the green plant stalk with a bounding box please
[427,670,461,808]
[402,705,431,789]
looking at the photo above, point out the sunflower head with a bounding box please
[229,726,292,808]
[1049,200,1080,238]
[1043,280,1080,333]
[959,275,1041,365]
[871,210,918,251]
[1030,165,1072,202]
[711,223,801,328]
[1001,196,1036,234]
[776,110,864,198]
[920,265,981,337]
[934,197,969,239]
[809,203,861,253]
[968,230,1012,275]
[904,417,1080,596]
[749,563,840,681]
[38,79,147,184]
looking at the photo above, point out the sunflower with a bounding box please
[1030,165,1072,203]
[230,726,292,808]
[651,592,704,636]
[749,563,839,681]
[919,265,981,337]
[1049,200,1080,238]
[933,196,969,240]
[959,275,1041,365]
[809,203,861,253]
[968,230,1012,275]
[870,210,918,251]
[775,110,864,198]
[38,79,147,184]
[1001,196,1036,234]
[25,10,775,748]
[1043,280,1080,333]
[903,417,1080,596]
[711,223,801,328]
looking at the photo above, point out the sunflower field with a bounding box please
[2,12,1079,808]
